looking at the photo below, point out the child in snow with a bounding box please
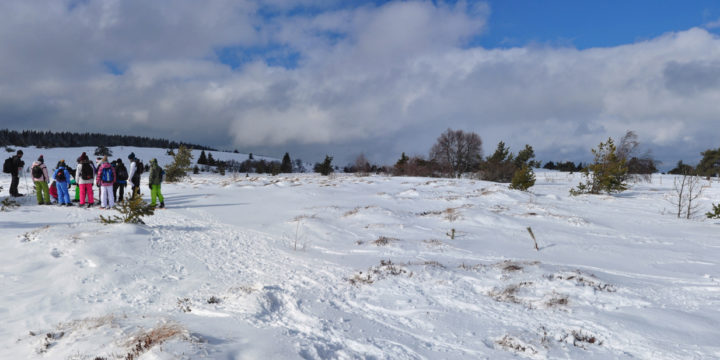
[52,160,73,206]
[96,156,116,209]
[30,155,51,205]
[148,158,165,208]
[113,159,129,202]
[76,152,96,207]
[49,180,58,203]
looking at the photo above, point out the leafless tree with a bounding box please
[670,174,704,219]
[617,130,657,182]
[429,128,483,178]
[354,153,371,176]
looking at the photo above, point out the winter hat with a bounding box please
[116,158,123,164]
[38,155,44,163]
[17,150,23,155]
[77,152,88,162]
[128,152,136,160]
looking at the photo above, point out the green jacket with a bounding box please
[148,160,163,185]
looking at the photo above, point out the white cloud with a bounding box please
[0,0,718,167]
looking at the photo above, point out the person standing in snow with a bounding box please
[76,152,96,207]
[127,152,142,197]
[53,160,73,206]
[8,150,25,197]
[30,155,51,205]
[96,156,116,209]
[113,158,129,202]
[95,156,103,201]
[148,158,165,208]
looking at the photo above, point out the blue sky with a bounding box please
[479,0,720,49]
[1,0,719,168]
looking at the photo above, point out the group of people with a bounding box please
[4,150,165,209]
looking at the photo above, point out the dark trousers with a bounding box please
[131,177,140,196]
[113,183,126,202]
[10,175,20,196]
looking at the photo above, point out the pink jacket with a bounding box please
[96,162,116,186]
[31,161,50,182]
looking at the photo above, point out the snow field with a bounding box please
[1,146,719,359]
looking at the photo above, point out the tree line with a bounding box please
[0,129,215,151]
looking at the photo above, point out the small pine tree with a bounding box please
[280,152,293,173]
[193,165,199,174]
[165,145,194,183]
[99,195,155,224]
[571,138,628,195]
[707,203,720,219]
[509,164,536,191]
[315,155,334,176]
[394,152,409,175]
[271,162,281,176]
[198,150,207,165]
[218,161,226,176]
[94,145,112,157]
[248,153,254,160]
[166,148,175,156]
[207,153,216,166]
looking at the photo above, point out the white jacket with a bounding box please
[76,162,96,185]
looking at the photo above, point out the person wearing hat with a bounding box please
[8,149,25,197]
[31,155,51,205]
[76,152,96,207]
[127,152,142,197]
[148,158,165,208]
[52,160,73,206]
[96,156,116,209]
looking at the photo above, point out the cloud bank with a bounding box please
[0,0,719,167]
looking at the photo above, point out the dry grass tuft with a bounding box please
[495,335,538,355]
[348,260,411,286]
[124,323,186,360]
[372,236,398,246]
[547,271,616,292]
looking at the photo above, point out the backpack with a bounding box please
[134,159,144,177]
[32,165,43,179]
[116,163,128,181]
[3,157,12,174]
[101,167,114,183]
[80,163,94,180]
[55,168,66,182]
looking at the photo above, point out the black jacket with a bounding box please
[11,155,24,176]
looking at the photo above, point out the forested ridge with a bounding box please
[0,129,215,151]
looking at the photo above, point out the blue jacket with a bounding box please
[53,167,72,183]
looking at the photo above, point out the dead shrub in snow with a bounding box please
[560,329,604,349]
[372,236,398,246]
[409,260,445,268]
[348,260,411,286]
[20,225,51,242]
[124,322,186,360]
[1,197,20,211]
[495,335,538,356]
[207,296,222,304]
[489,282,534,305]
[177,298,192,313]
[458,263,482,271]
[547,271,616,292]
[544,292,570,308]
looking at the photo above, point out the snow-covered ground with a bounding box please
[1,146,719,359]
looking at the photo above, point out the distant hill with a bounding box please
[0,129,215,151]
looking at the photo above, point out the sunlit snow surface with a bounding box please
[1,146,719,359]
